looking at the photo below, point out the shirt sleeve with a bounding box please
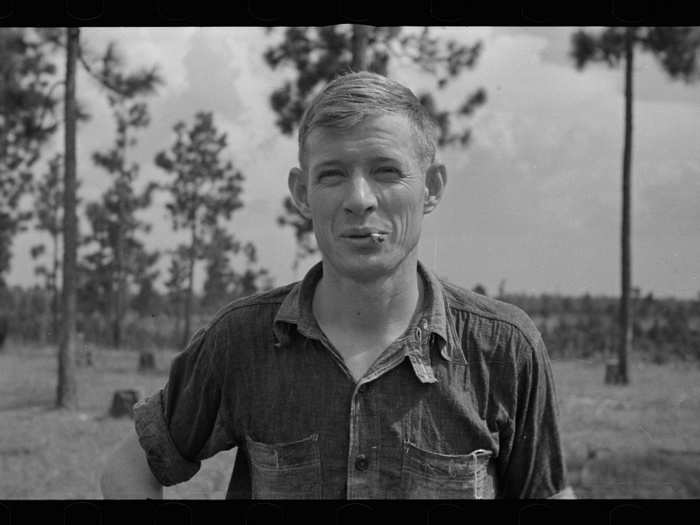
[499,328,570,499]
[133,325,237,486]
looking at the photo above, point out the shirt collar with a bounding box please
[272,261,325,346]
[414,260,467,367]
[272,260,467,376]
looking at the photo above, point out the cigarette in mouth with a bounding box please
[370,233,385,244]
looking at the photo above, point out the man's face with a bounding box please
[289,113,446,282]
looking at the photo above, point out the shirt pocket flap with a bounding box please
[245,433,320,470]
[403,442,493,478]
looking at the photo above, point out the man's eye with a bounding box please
[376,166,402,176]
[318,171,343,180]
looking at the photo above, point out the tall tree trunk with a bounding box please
[51,230,59,342]
[616,28,634,385]
[183,225,196,348]
[113,205,124,349]
[113,135,129,349]
[351,25,370,71]
[56,27,79,409]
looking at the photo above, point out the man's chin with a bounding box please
[323,256,390,281]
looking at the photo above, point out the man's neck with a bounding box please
[313,258,423,339]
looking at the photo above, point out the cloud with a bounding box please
[637,161,700,237]
[179,29,246,122]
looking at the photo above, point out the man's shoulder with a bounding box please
[206,281,298,329]
[438,277,541,349]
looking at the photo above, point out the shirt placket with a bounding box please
[310,331,382,499]
[345,340,414,499]
[346,378,379,499]
[345,321,437,498]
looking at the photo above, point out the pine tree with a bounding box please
[571,27,700,385]
[85,44,162,348]
[57,27,80,408]
[0,28,61,285]
[37,27,162,408]
[155,112,246,346]
[30,154,69,342]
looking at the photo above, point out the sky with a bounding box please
[7,27,700,299]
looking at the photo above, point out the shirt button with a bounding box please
[355,454,369,471]
[358,384,367,394]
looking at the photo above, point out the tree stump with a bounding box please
[109,389,142,418]
[138,350,156,372]
[604,361,623,385]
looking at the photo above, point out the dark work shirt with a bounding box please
[133,261,571,499]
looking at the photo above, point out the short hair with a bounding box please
[298,71,440,169]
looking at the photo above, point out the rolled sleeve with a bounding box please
[133,391,200,486]
[133,325,236,487]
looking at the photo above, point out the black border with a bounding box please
[0,0,699,26]
[2,500,700,524]
[2,1,700,524]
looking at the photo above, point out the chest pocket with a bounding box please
[245,433,322,499]
[401,442,495,499]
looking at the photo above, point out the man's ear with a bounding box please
[423,163,447,215]
[288,167,312,219]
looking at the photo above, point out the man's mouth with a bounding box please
[342,231,388,244]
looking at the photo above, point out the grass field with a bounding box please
[1,340,699,499]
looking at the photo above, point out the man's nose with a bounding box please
[343,175,377,215]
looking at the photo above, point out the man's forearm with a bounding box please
[101,433,164,499]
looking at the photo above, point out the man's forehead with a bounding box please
[302,114,421,164]
[313,155,405,168]
[307,113,413,139]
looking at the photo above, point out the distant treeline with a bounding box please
[2,285,699,363]
[0,283,270,351]
[501,292,700,364]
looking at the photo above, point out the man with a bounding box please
[101,71,573,499]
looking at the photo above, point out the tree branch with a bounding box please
[77,48,129,98]
[36,79,65,132]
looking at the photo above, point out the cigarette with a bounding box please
[370,233,385,244]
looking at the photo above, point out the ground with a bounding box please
[1,341,699,499]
